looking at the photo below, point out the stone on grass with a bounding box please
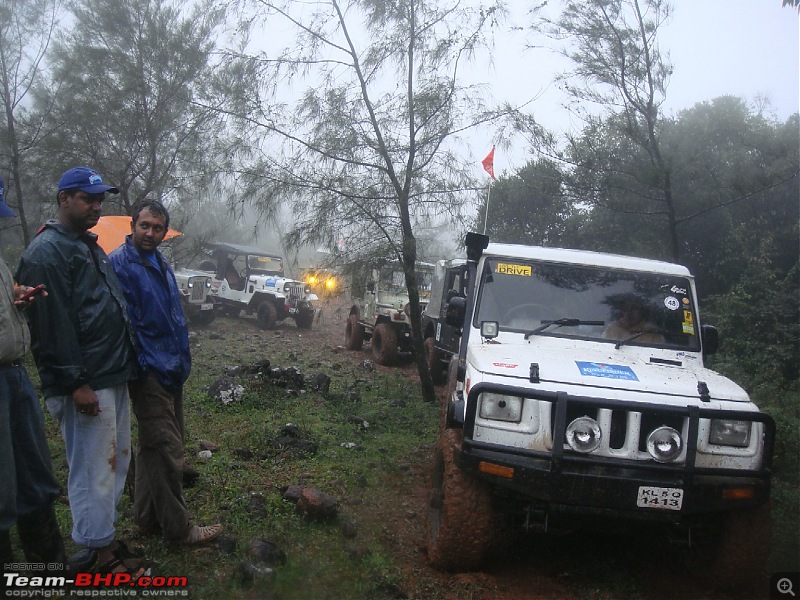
[296,487,338,520]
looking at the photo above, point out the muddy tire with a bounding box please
[295,310,314,330]
[427,428,493,571]
[345,314,364,350]
[256,301,277,330]
[371,323,398,365]
[424,337,445,385]
[188,308,216,326]
[688,502,771,593]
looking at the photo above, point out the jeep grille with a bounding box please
[287,283,305,300]
[189,276,207,302]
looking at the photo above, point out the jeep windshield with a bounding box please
[474,258,700,350]
[248,255,284,276]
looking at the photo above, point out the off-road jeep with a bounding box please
[204,242,317,329]
[345,262,434,365]
[173,268,219,325]
[426,233,774,590]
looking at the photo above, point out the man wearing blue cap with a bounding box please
[0,177,66,573]
[16,167,142,576]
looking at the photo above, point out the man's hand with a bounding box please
[13,284,48,306]
[72,384,100,416]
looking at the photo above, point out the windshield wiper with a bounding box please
[524,318,605,339]
[614,328,668,349]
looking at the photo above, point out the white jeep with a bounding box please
[204,243,317,329]
[345,262,434,365]
[425,233,774,590]
[173,268,218,325]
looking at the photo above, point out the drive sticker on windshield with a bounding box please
[682,310,695,334]
[496,263,531,276]
[576,361,639,381]
[664,296,680,310]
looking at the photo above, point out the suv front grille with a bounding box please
[287,283,305,300]
[553,401,689,462]
[189,277,207,301]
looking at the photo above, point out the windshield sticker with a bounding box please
[682,310,695,334]
[664,296,680,311]
[576,361,639,381]
[496,263,531,276]
[265,277,277,287]
[492,362,518,369]
[670,285,687,295]
[682,297,690,305]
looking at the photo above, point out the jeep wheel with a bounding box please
[424,337,445,385]
[256,301,277,330]
[189,309,216,326]
[687,502,771,593]
[371,323,398,365]
[345,314,364,351]
[427,427,492,571]
[295,310,314,330]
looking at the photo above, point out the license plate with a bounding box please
[637,486,683,511]
[200,303,213,311]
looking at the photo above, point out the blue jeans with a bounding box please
[46,384,131,548]
[0,362,61,531]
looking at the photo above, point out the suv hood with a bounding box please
[468,336,750,403]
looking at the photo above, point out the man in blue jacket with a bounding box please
[109,200,222,545]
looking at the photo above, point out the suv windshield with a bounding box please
[248,255,284,276]
[474,258,700,350]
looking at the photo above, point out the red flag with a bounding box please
[481,146,496,179]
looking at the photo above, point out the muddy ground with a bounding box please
[195,296,759,600]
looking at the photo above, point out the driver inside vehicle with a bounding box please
[603,294,665,344]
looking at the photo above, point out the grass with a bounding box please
[36,323,441,600]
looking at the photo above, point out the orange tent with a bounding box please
[90,215,182,254]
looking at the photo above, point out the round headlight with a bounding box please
[646,427,683,463]
[566,417,601,453]
[283,282,291,292]
[304,285,311,295]
[205,277,212,288]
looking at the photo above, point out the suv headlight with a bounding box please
[647,426,683,462]
[283,282,291,292]
[709,419,751,447]
[566,417,601,453]
[479,393,522,423]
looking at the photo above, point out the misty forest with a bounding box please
[1,0,798,471]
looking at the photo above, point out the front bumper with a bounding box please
[456,383,775,519]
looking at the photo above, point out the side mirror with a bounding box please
[445,295,467,328]
[701,324,719,356]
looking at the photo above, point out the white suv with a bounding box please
[426,233,774,591]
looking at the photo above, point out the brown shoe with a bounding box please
[179,524,224,546]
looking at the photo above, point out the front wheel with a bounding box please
[371,323,398,366]
[295,310,314,330]
[424,337,445,385]
[345,314,364,350]
[427,428,493,571]
[189,308,216,326]
[256,301,277,330]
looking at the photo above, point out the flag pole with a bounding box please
[483,179,491,235]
